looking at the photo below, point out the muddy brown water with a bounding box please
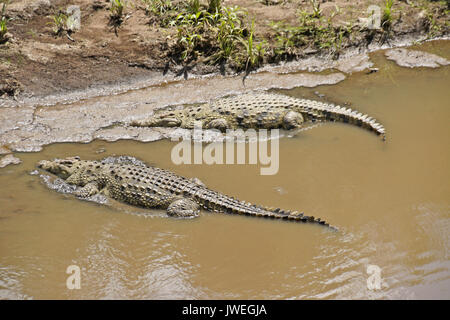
[1,47,449,299]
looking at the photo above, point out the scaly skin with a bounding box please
[38,156,336,230]
[131,92,386,139]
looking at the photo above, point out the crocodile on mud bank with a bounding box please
[38,156,336,230]
[130,92,386,139]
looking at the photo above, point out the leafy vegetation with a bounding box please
[270,3,348,60]
[110,0,126,25]
[110,0,125,18]
[0,1,9,43]
[142,0,174,16]
[140,0,448,71]
[144,0,265,71]
[49,11,69,36]
[381,0,394,31]
[235,20,266,71]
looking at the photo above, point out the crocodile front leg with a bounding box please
[167,198,200,218]
[74,181,100,198]
[282,111,304,130]
[205,118,229,131]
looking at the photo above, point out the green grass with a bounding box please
[310,0,322,19]
[153,1,263,69]
[49,11,68,36]
[0,1,8,43]
[381,0,394,30]
[144,0,445,70]
[208,0,221,13]
[269,3,347,60]
[142,0,174,16]
[237,20,266,71]
[110,0,125,21]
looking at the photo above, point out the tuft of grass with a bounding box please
[236,20,265,72]
[145,0,265,70]
[110,0,125,22]
[270,3,346,60]
[208,0,221,13]
[186,0,201,15]
[109,0,127,35]
[49,11,68,36]
[0,1,8,43]
[310,0,322,19]
[177,27,202,62]
[142,0,173,16]
[207,6,246,63]
[381,0,394,31]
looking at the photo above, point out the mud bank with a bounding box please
[0,70,347,153]
[0,0,448,102]
[0,39,449,165]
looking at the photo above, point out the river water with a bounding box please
[0,43,449,299]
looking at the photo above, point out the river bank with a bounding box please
[0,0,448,102]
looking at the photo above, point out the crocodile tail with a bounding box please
[260,207,338,231]
[197,189,337,230]
[298,100,386,140]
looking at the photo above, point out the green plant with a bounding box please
[310,0,322,19]
[236,20,265,71]
[49,11,68,36]
[177,26,202,61]
[110,0,125,20]
[0,2,8,42]
[424,7,445,39]
[381,0,394,30]
[208,0,221,13]
[270,22,305,58]
[143,0,173,16]
[172,4,249,65]
[270,3,347,60]
[186,0,201,14]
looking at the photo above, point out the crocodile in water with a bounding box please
[38,156,335,229]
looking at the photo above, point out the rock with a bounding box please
[0,154,21,168]
[385,48,450,68]
[335,54,374,74]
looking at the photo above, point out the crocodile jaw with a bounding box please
[37,156,81,179]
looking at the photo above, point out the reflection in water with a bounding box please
[0,43,449,299]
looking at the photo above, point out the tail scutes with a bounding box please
[263,207,338,231]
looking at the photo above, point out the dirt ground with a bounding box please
[0,0,448,99]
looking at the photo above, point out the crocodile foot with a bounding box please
[167,198,200,218]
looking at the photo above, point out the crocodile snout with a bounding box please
[37,160,51,169]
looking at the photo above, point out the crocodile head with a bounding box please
[37,156,82,178]
[131,111,183,128]
[148,114,182,127]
